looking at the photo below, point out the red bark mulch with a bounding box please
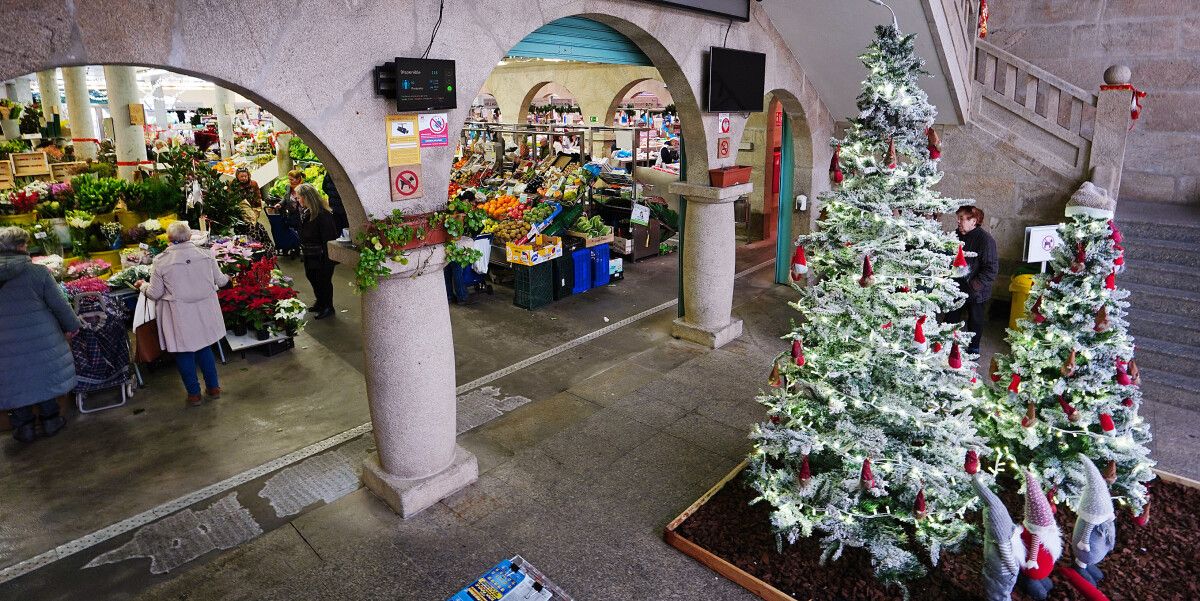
[673,473,1200,601]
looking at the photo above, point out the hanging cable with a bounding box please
[723,19,733,47]
[422,0,445,58]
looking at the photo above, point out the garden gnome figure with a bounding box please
[1018,471,1062,600]
[1071,455,1117,586]
[971,475,1023,601]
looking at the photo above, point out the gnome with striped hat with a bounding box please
[1018,471,1062,601]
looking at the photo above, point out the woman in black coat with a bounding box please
[296,184,340,320]
[953,205,999,355]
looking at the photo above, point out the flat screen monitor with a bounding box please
[706,47,766,112]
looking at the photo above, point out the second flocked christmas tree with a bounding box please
[749,24,986,589]
[985,181,1154,521]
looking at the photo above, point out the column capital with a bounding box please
[668,181,753,204]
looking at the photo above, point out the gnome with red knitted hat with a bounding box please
[1018,471,1062,601]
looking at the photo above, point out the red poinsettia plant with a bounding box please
[217,256,296,331]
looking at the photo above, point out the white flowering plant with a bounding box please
[272,297,308,334]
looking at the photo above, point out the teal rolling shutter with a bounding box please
[508,17,653,66]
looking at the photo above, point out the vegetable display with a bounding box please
[573,216,610,238]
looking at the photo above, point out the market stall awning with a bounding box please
[506,17,653,66]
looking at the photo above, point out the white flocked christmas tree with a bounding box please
[984,181,1154,521]
[748,24,987,589]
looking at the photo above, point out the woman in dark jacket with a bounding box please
[953,205,999,355]
[0,227,81,443]
[296,184,340,319]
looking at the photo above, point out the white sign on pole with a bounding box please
[630,203,651,226]
[1023,224,1063,263]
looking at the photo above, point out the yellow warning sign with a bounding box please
[386,114,420,166]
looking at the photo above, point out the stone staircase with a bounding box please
[1118,201,1200,413]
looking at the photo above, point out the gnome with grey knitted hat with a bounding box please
[1071,455,1117,585]
[1065,181,1116,220]
[970,473,1023,601]
[1018,471,1062,601]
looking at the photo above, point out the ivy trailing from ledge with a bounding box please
[352,200,486,293]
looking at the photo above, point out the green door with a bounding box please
[774,113,794,284]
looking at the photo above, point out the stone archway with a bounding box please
[604,77,669,125]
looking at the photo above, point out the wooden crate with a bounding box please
[50,161,86,182]
[0,159,13,190]
[11,151,52,177]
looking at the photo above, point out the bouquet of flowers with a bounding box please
[64,276,109,295]
[120,246,153,267]
[139,218,164,233]
[33,254,64,279]
[6,188,38,214]
[66,210,95,258]
[66,258,111,280]
[100,222,123,249]
[108,265,153,289]
[273,298,308,334]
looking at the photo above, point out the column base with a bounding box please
[362,446,478,518]
[671,317,743,349]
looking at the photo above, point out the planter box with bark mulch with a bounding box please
[665,460,1200,601]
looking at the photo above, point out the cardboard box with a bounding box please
[610,236,634,256]
[566,229,615,248]
[506,235,563,266]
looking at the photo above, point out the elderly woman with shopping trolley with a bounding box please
[0,226,80,443]
[135,221,230,407]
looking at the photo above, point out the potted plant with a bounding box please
[273,298,308,337]
[0,99,22,139]
[65,210,94,257]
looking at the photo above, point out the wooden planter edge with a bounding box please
[662,459,798,601]
[663,463,1199,601]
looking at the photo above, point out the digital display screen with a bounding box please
[390,58,457,112]
[707,47,766,112]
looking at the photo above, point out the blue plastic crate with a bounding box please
[590,243,610,287]
[571,247,592,294]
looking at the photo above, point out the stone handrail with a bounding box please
[970,39,1098,178]
[923,0,979,122]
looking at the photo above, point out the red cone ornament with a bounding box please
[1105,271,1116,290]
[1134,499,1150,527]
[1031,296,1046,324]
[829,145,844,184]
[932,341,943,353]
[964,449,980,475]
[1046,485,1058,515]
[1109,220,1123,244]
[1100,413,1115,432]
[1114,243,1125,267]
[1071,243,1087,273]
[1057,394,1080,422]
[914,315,928,351]
[791,338,806,367]
[885,137,897,169]
[1116,359,1132,386]
[769,415,781,425]
[790,245,808,280]
[858,255,875,287]
[989,357,1001,382]
[953,244,968,269]
[798,454,812,484]
[914,489,928,518]
[926,127,941,160]
[948,341,963,369]
[860,458,875,490]
[1008,373,1022,395]
[1123,397,1134,407]
[1021,402,1038,428]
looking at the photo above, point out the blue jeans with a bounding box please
[175,347,219,395]
[8,399,60,429]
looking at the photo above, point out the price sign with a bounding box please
[631,203,650,226]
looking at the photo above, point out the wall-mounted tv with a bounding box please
[706,47,766,112]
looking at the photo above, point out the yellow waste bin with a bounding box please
[1008,274,1035,330]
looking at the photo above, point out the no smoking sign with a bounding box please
[716,136,731,159]
[390,165,423,201]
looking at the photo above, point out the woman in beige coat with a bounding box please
[136,222,230,406]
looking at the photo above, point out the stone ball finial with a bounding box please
[1104,65,1131,85]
